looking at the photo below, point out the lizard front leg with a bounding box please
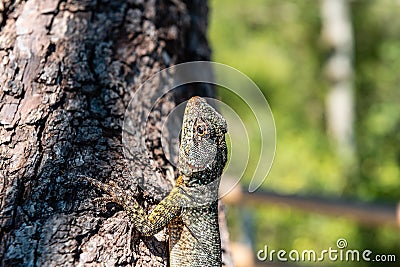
[80,175,182,236]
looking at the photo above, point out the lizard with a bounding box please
[80,96,228,267]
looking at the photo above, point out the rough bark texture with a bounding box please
[0,0,232,266]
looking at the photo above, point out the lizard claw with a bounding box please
[93,196,116,203]
[91,197,116,213]
[77,174,98,185]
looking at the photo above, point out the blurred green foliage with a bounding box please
[209,0,400,266]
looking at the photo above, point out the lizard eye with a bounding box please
[196,125,206,137]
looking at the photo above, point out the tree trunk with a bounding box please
[320,0,359,193]
[320,0,356,157]
[0,0,232,266]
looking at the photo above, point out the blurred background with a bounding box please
[208,0,400,266]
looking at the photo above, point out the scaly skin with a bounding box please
[81,96,228,267]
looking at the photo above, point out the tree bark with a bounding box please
[0,0,232,266]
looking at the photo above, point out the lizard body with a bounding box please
[82,96,228,267]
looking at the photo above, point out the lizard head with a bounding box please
[178,96,228,185]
